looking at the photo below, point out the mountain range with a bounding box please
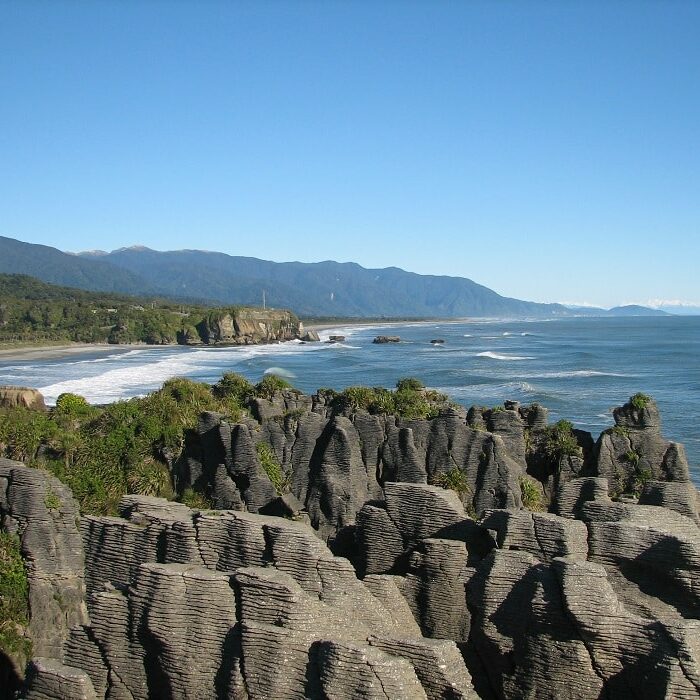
[0,235,667,318]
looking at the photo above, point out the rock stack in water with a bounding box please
[1,394,698,699]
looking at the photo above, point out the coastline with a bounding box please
[0,318,470,363]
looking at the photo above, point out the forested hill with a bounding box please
[0,274,302,346]
[0,235,667,318]
[0,235,573,318]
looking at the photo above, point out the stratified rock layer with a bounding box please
[3,393,699,699]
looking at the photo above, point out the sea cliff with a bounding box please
[1,384,699,699]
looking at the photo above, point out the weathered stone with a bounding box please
[0,462,87,660]
[0,386,46,411]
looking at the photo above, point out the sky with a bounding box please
[1,1,699,309]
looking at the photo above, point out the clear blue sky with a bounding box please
[1,1,699,308]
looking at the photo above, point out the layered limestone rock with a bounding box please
[595,396,692,494]
[195,308,303,345]
[0,460,88,660]
[20,492,476,699]
[5,393,700,699]
[176,400,526,550]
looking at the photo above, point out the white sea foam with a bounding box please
[439,381,538,398]
[524,370,633,379]
[264,367,297,379]
[36,340,319,404]
[476,351,535,361]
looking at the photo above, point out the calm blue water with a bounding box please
[1,316,698,485]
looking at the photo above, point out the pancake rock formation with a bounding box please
[1,394,699,699]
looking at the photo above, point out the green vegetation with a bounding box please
[254,374,294,400]
[543,420,582,464]
[396,377,424,392]
[633,468,653,493]
[333,378,448,419]
[625,449,641,467]
[630,392,651,411]
[0,273,294,347]
[255,442,288,495]
[179,488,213,510]
[520,477,544,512]
[43,487,61,511]
[432,468,475,517]
[612,425,630,437]
[0,532,32,662]
[0,376,251,515]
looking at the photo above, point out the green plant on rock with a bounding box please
[44,487,61,511]
[126,458,173,498]
[254,374,293,400]
[432,468,475,516]
[179,487,213,510]
[630,392,651,411]
[396,377,424,392]
[633,467,652,493]
[212,372,253,404]
[625,449,641,467]
[0,406,55,463]
[520,476,544,512]
[433,468,471,496]
[255,442,288,495]
[544,420,582,463]
[0,532,32,661]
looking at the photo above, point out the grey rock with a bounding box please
[23,657,97,700]
[0,462,88,660]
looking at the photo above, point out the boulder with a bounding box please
[373,335,401,344]
[0,386,46,411]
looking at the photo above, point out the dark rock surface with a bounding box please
[373,335,401,343]
[4,394,700,699]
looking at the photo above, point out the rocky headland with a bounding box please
[1,386,699,699]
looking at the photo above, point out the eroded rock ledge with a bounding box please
[1,394,699,699]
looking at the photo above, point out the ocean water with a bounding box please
[1,316,698,485]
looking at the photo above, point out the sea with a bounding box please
[1,316,698,486]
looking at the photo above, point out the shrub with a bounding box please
[126,458,173,498]
[396,377,424,392]
[520,477,544,511]
[433,468,471,496]
[634,468,652,492]
[630,393,651,411]
[254,374,293,400]
[179,488,213,510]
[432,468,475,516]
[0,406,55,463]
[55,393,92,417]
[544,420,582,463]
[625,449,641,466]
[255,442,288,494]
[213,372,253,404]
[0,532,32,661]
[44,487,61,511]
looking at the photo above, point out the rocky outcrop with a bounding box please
[0,387,46,411]
[373,335,401,344]
[16,490,476,699]
[195,308,303,345]
[4,394,700,699]
[0,460,88,661]
[594,396,691,495]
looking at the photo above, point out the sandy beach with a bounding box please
[0,343,173,363]
[0,319,461,363]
